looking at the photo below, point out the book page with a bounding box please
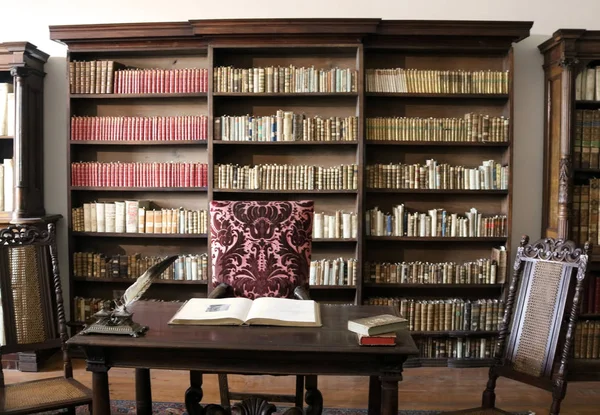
[245,297,321,327]
[169,297,253,325]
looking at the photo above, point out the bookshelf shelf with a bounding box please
[70,93,207,99]
[410,330,499,337]
[51,19,531,369]
[365,93,509,99]
[69,186,208,192]
[366,236,508,242]
[363,283,504,289]
[213,189,357,194]
[366,189,508,195]
[72,231,208,239]
[313,238,357,243]
[69,140,207,146]
[213,92,358,97]
[366,141,509,147]
[213,141,358,146]
[309,285,356,290]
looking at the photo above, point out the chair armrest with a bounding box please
[294,286,311,300]
[209,283,233,299]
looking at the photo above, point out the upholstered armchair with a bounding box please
[194,200,319,412]
[442,236,590,415]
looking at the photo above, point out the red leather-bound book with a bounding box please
[357,333,397,346]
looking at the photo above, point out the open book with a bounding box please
[168,297,322,327]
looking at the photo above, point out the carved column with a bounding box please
[10,64,45,221]
[557,57,578,239]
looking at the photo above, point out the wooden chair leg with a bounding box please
[218,373,231,410]
[88,403,93,414]
[550,379,567,415]
[66,406,76,415]
[295,375,304,408]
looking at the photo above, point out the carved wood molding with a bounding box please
[0,223,53,246]
[558,157,571,205]
[521,236,590,264]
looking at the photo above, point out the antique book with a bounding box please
[169,297,322,327]
[357,332,396,346]
[347,314,408,336]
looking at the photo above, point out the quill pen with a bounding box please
[114,255,178,313]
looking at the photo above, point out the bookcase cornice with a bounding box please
[0,42,48,72]
[375,20,532,41]
[190,18,381,36]
[49,22,193,44]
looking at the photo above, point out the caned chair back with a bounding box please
[0,223,67,356]
[210,200,314,299]
[499,236,589,381]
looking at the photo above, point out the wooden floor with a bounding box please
[4,355,600,415]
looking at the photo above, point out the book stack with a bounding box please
[347,314,408,346]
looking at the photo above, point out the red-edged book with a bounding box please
[357,332,397,346]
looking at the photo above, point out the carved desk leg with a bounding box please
[368,376,382,415]
[380,366,404,415]
[185,371,227,415]
[135,368,152,415]
[304,374,323,415]
[232,397,303,415]
[85,348,111,415]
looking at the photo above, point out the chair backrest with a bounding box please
[210,200,314,299]
[496,235,590,382]
[0,223,72,378]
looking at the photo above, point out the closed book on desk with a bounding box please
[169,297,322,327]
[357,332,396,346]
[348,314,407,336]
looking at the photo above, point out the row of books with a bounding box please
[309,258,357,286]
[73,252,209,281]
[575,66,600,102]
[367,296,505,333]
[582,275,600,315]
[574,320,600,359]
[574,109,600,169]
[113,68,208,94]
[364,248,507,285]
[214,113,358,142]
[213,163,359,191]
[213,66,357,93]
[365,206,508,238]
[70,162,208,188]
[571,180,600,247]
[69,60,118,94]
[365,69,510,94]
[0,159,13,212]
[70,116,208,142]
[313,211,358,239]
[0,84,15,137]
[366,160,509,190]
[71,202,208,234]
[365,114,510,143]
[414,337,496,359]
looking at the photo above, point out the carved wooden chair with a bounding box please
[186,200,320,414]
[442,236,590,415]
[0,223,92,414]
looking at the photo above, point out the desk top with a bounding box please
[68,301,418,356]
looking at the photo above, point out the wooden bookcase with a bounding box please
[50,19,531,368]
[539,30,600,381]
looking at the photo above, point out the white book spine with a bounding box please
[3,159,12,212]
[115,201,126,233]
[125,200,139,233]
[105,203,116,233]
[96,202,105,232]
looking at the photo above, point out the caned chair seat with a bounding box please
[0,377,92,414]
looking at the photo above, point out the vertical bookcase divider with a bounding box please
[50,19,532,368]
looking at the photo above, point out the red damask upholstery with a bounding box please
[210,200,314,299]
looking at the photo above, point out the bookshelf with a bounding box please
[538,29,600,381]
[50,18,531,368]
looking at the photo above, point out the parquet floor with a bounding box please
[4,356,600,414]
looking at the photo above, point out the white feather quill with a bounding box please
[114,255,179,312]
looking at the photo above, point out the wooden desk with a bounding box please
[67,301,418,415]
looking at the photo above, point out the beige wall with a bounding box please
[2,0,600,313]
